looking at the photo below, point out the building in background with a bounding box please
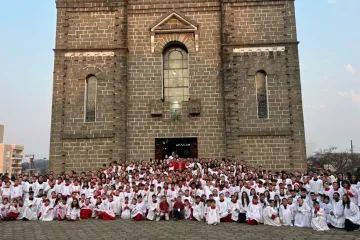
[0,125,24,175]
[50,0,306,173]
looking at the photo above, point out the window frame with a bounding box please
[84,75,97,123]
[255,70,269,119]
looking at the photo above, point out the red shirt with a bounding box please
[159,202,169,212]
[173,202,185,210]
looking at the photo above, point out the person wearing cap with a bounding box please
[263,199,281,227]
[294,197,311,228]
[311,201,330,231]
[21,191,38,221]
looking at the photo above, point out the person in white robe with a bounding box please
[246,196,263,225]
[0,198,10,219]
[319,195,332,221]
[21,191,39,221]
[39,199,54,221]
[342,194,360,231]
[132,196,146,221]
[229,195,240,221]
[294,197,311,228]
[216,194,231,222]
[263,200,281,226]
[121,197,132,219]
[327,192,345,228]
[238,192,250,223]
[311,201,330,231]
[207,200,220,225]
[279,198,293,226]
[146,194,160,221]
[56,197,68,220]
[66,198,81,221]
[192,196,204,221]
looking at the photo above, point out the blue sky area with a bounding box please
[0,0,359,159]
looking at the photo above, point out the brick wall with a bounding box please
[50,0,306,173]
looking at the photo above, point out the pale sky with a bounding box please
[0,0,359,159]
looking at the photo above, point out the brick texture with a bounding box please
[50,0,306,173]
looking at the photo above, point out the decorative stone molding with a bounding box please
[233,46,285,54]
[64,51,115,57]
[75,66,105,80]
[150,11,199,53]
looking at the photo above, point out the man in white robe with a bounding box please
[294,197,311,228]
[21,191,39,220]
[327,192,345,228]
[279,198,293,226]
[263,200,281,226]
[146,194,160,221]
[246,196,263,224]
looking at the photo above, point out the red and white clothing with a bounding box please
[263,206,281,226]
[39,204,54,221]
[207,206,220,225]
[246,202,263,224]
[146,200,159,221]
[121,201,132,219]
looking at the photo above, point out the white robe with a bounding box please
[146,200,159,220]
[67,207,80,220]
[131,201,146,218]
[192,202,204,221]
[327,200,345,228]
[121,202,131,219]
[263,206,281,226]
[207,206,220,225]
[311,208,330,231]
[344,202,360,225]
[229,200,240,221]
[294,203,311,228]
[22,198,39,220]
[40,205,54,221]
[246,203,263,223]
[279,204,293,226]
[217,200,230,219]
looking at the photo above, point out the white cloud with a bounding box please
[328,0,336,4]
[337,91,360,103]
[345,64,355,74]
[322,76,329,81]
[304,104,325,110]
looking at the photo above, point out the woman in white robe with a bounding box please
[39,200,54,221]
[279,198,293,226]
[66,198,81,221]
[263,200,281,226]
[294,198,311,228]
[238,192,250,223]
[207,200,220,225]
[311,202,330,231]
[342,194,360,231]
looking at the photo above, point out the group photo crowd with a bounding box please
[0,157,360,232]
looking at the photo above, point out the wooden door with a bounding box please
[190,138,198,158]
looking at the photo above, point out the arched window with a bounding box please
[256,70,268,119]
[163,44,189,102]
[85,75,97,122]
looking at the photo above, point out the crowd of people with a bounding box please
[1,155,360,232]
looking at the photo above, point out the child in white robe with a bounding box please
[132,196,146,221]
[184,199,192,219]
[146,194,160,221]
[279,198,293,226]
[56,197,68,220]
[192,196,204,221]
[39,199,54,221]
[263,200,281,226]
[311,201,330,231]
[294,197,311,228]
[66,198,81,221]
[207,200,220,225]
[0,197,10,219]
[7,199,20,220]
[17,199,24,220]
[217,193,231,222]
[121,197,132,219]
[80,198,93,219]
[246,196,263,225]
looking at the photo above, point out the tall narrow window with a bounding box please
[256,70,268,119]
[85,75,97,122]
[163,44,189,102]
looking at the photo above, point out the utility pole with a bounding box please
[351,140,354,155]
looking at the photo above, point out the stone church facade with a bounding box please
[50,0,306,173]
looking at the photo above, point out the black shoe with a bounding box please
[22,218,29,221]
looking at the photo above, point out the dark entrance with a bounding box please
[155,138,198,160]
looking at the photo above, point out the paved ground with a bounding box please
[1,219,359,240]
